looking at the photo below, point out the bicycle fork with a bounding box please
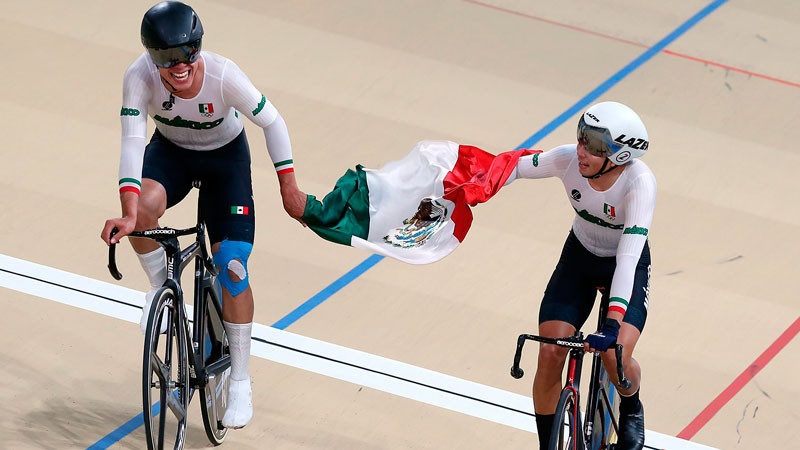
[565,347,585,447]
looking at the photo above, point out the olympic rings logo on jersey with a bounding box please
[198,103,215,118]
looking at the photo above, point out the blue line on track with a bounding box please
[516,0,728,150]
[272,254,385,330]
[84,2,726,447]
[85,403,159,450]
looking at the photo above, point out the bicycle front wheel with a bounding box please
[549,388,582,450]
[142,287,190,450]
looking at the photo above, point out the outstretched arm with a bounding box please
[506,144,574,185]
[222,60,306,225]
[266,115,306,224]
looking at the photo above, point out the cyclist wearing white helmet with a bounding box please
[101,1,307,429]
[509,101,655,449]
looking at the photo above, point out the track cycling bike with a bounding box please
[510,292,632,450]
[108,191,231,450]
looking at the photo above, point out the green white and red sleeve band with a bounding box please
[118,60,150,195]
[118,135,146,195]
[608,297,630,316]
[263,114,294,175]
[608,174,657,316]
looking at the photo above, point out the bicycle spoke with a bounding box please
[158,387,167,449]
[150,352,170,386]
[166,389,187,421]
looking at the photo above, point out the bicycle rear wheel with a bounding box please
[589,394,609,450]
[200,286,230,445]
[142,287,190,450]
[549,388,582,450]
[591,369,620,450]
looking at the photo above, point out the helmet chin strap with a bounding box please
[582,159,619,179]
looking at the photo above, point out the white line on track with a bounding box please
[0,253,716,450]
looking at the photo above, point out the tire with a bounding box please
[594,369,620,450]
[589,397,608,450]
[549,388,582,450]
[142,287,190,450]
[200,287,230,445]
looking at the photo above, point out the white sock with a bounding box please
[137,247,167,290]
[224,321,252,381]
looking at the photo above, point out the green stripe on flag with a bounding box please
[118,178,142,187]
[302,165,370,246]
[274,159,293,168]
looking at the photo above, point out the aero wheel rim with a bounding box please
[560,393,577,450]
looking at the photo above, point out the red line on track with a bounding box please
[462,0,800,89]
[677,315,800,440]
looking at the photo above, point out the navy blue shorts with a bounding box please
[539,230,650,332]
[142,129,255,245]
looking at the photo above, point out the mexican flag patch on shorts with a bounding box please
[231,206,249,215]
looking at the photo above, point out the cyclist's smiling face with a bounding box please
[577,141,612,177]
[158,59,201,94]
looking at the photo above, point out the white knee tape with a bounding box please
[227,259,247,281]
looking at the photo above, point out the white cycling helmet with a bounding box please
[577,101,648,167]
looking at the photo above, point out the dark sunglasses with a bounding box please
[147,40,202,69]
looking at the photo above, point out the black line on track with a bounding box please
[0,268,142,310]
[250,334,535,418]
[2,267,530,416]
[2,267,667,448]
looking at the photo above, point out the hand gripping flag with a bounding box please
[301,140,539,264]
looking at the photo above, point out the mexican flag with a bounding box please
[301,140,538,264]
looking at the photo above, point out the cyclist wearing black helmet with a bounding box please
[101,1,307,429]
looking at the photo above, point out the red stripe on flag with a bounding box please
[119,186,140,195]
[277,167,295,175]
[442,146,539,241]
[243,206,249,215]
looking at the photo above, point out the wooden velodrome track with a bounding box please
[1,0,799,448]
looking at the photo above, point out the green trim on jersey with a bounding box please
[153,115,224,130]
[623,225,649,236]
[573,207,623,230]
[274,159,293,168]
[118,178,142,187]
[252,95,266,116]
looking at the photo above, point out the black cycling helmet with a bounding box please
[140,1,203,68]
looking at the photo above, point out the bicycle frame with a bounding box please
[108,221,231,392]
[583,297,621,449]
[107,186,233,448]
[510,294,630,450]
[161,229,230,395]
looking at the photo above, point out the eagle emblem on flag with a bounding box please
[383,198,448,249]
